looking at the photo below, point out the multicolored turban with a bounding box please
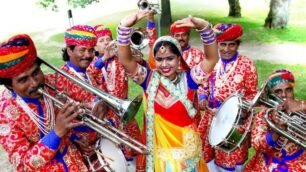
[267,69,295,90]
[0,34,37,78]
[94,24,112,39]
[170,23,191,34]
[213,23,243,42]
[64,25,97,47]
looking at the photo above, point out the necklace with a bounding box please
[214,57,238,88]
[16,92,55,136]
[67,64,92,85]
[171,74,181,85]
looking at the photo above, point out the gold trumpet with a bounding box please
[255,81,306,148]
[39,58,149,155]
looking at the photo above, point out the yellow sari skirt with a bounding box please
[153,114,208,172]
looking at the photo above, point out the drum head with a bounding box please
[99,138,127,171]
[209,95,240,146]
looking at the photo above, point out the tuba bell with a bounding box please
[254,81,306,148]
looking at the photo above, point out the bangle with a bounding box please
[197,25,216,45]
[117,26,132,46]
[301,100,304,111]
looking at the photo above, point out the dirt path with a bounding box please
[239,42,306,64]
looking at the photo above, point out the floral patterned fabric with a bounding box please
[130,63,209,171]
[45,64,99,151]
[198,54,258,169]
[243,109,306,172]
[146,22,204,126]
[87,56,141,160]
[0,88,88,172]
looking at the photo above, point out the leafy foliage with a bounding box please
[37,0,100,11]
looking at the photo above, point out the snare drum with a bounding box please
[208,94,253,152]
[86,138,128,172]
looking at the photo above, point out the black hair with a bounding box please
[235,39,241,46]
[153,41,181,58]
[62,45,75,61]
[0,57,42,89]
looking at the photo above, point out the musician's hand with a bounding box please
[270,108,287,131]
[147,10,155,22]
[92,100,108,119]
[54,101,84,137]
[199,100,208,111]
[74,140,96,155]
[120,9,151,27]
[282,99,303,113]
[174,16,210,30]
[103,41,117,61]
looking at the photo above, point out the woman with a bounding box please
[116,10,219,172]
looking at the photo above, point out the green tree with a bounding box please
[160,0,172,28]
[228,0,241,18]
[37,0,99,11]
[264,0,291,29]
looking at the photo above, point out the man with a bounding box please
[244,69,306,172]
[0,34,88,171]
[87,24,141,163]
[146,15,206,70]
[197,23,258,171]
[45,25,107,155]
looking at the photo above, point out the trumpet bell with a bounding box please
[130,28,149,50]
[137,0,161,14]
[120,94,143,124]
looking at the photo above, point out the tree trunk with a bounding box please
[228,0,241,18]
[160,0,172,28]
[264,0,291,29]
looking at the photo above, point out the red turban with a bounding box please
[170,23,191,34]
[213,23,243,42]
[94,24,112,39]
[64,25,97,47]
[0,34,37,78]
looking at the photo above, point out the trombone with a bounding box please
[39,58,149,155]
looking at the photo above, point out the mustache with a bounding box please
[28,84,44,95]
[82,57,93,61]
[178,40,185,43]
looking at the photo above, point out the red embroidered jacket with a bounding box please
[0,88,88,172]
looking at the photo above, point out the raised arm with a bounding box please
[117,10,150,74]
[174,16,219,73]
